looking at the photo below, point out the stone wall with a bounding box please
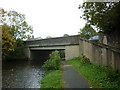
[79,38,120,72]
[65,45,80,60]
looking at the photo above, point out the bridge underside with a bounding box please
[30,50,53,63]
[24,35,80,61]
[29,46,65,63]
[30,46,65,50]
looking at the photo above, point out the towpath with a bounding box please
[62,61,91,88]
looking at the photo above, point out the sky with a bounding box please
[0,0,86,38]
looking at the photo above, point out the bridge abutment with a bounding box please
[65,45,80,60]
[24,35,80,61]
[24,47,31,60]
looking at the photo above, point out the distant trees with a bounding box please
[79,24,97,39]
[79,2,120,46]
[63,34,69,37]
[45,36,52,39]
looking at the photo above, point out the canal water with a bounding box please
[2,59,45,88]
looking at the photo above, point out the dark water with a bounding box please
[2,60,44,88]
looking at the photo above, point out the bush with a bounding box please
[42,50,61,70]
[80,54,91,64]
[5,46,28,61]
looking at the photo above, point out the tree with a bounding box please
[2,24,16,57]
[79,24,97,39]
[0,8,33,40]
[79,2,120,46]
[45,36,52,39]
[0,8,33,59]
[63,34,69,37]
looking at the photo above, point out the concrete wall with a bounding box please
[24,35,120,72]
[25,35,79,47]
[24,47,31,60]
[65,45,80,60]
[79,39,120,72]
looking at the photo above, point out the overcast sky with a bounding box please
[0,0,86,38]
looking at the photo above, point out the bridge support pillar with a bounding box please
[65,45,80,60]
[24,47,31,60]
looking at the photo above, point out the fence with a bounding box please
[79,38,120,72]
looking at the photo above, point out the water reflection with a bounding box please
[2,59,44,88]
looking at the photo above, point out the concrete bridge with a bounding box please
[24,35,80,61]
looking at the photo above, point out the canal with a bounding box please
[2,59,45,88]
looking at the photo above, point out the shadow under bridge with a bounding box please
[30,46,65,63]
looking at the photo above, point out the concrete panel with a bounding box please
[25,35,80,47]
[30,46,65,50]
[65,45,80,60]
[101,48,107,65]
[114,52,120,72]
[79,39,83,57]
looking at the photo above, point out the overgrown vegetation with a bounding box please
[79,24,98,39]
[5,46,28,61]
[42,50,61,70]
[79,2,120,47]
[1,8,33,60]
[66,57,120,88]
[40,50,63,88]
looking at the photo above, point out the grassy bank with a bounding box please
[40,50,63,88]
[40,70,63,88]
[66,57,120,88]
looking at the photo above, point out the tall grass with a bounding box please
[66,57,120,88]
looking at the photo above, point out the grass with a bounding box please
[66,57,120,88]
[40,51,64,88]
[40,70,63,88]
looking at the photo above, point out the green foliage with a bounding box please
[42,50,61,70]
[1,8,33,59]
[41,51,63,88]
[5,46,28,61]
[66,57,120,88]
[59,50,65,59]
[45,36,52,39]
[80,54,91,64]
[63,34,69,37]
[0,8,33,40]
[2,24,16,57]
[79,2,120,35]
[79,24,97,39]
[16,38,24,47]
[40,70,63,88]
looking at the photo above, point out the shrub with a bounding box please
[42,50,61,70]
[80,54,91,64]
[5,46,28,61]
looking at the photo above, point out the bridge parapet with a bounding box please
[25,35,80,47]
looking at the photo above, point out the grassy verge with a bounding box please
[66,57,120,88]
[40,70,63,88]
[40,50,64,88]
